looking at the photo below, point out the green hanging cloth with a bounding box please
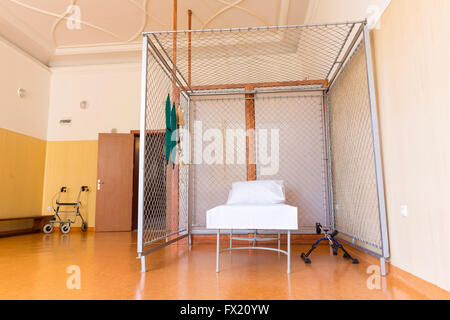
[165,94,172,165]
[170,102,178,168]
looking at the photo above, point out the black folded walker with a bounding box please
[301,223,359,264]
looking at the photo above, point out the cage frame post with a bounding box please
[323,91,335,229]
[137,34,149,273]
[186,94,192,247]
[363,23,390,276]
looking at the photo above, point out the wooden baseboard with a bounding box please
[0,229,41,238]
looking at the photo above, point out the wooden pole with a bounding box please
[245,85,256,181]
[188,9,192,86]
[172,0,178,102]
[168,0,179,239]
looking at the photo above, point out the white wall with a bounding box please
[373,0,450,291]
[0,36,50,140]
[47,63,141,141]
[305,0,391,26]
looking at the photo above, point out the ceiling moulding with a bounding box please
[49,48,142,67]
[0,1,55,62]
[54,42,142,56]
[303,0,320,24]
[278,0,290,25]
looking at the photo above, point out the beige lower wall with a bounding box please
[373,0,450,291]
[0,128,46,221]
[41,140,98,228]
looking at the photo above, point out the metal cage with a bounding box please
[138,21,390,275]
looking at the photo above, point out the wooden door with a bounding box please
[95,133,134,232]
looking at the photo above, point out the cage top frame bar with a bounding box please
[143,20,368,97]
[143,20,366,35]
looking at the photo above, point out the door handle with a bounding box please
[97,179,104,190]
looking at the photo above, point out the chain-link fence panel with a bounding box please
[255,94,327,231]
[327,42,382,254]
[189,96,247,228]
[146,23,360,89]
[141,38,189,247]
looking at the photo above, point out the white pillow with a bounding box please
[226,180,285,205]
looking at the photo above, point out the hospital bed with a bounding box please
[206,180,298,274]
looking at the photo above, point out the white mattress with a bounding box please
[206,204,298,230]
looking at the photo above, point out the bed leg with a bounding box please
[278,232,280,251]
[140,256,146,273]
[216,229,220,273]
[287,231,291,274]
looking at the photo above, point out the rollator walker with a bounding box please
[43,186,89,234]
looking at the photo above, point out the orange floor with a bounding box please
[0,231,448,300]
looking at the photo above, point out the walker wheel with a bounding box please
[43,223,53,234]
[60,223,71,234]
[81,221,88,232]
[352,259,359,264]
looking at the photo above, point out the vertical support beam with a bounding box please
[168,0,179,241]
[186,95,191,247]
[140,256,146,273]
[138,35,149,272]
[287,230,291,274]
[324,91,335,229]
[321,92,331,226]
[245,85,256,181]
[229,230,232,249]
[277,232,280,254]
[172,0,178,99]
[363,24,390,275]
[216,229,220,273]
[185,9,192,244]
[188,9,193,86]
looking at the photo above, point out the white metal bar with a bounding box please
[231,237,279,242]
[143,21,366,35]
[147,37,191,96]
[287,230,291,274]
[363,25,390,267]
[151,34,194,93]
[324,92,335,229]
[337,230,382,249]
[216,229,220,273]
[327,23,365,89]
[322,23,356,86]
[380,257,386,277]
[189,87,326,97]
[278,232,280,251]
[140,256,146,273]
[143,228,188,246]
[137,35,148,266]
[220,247,288,255]
[186,94,191,248]
[141,234,189,256]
